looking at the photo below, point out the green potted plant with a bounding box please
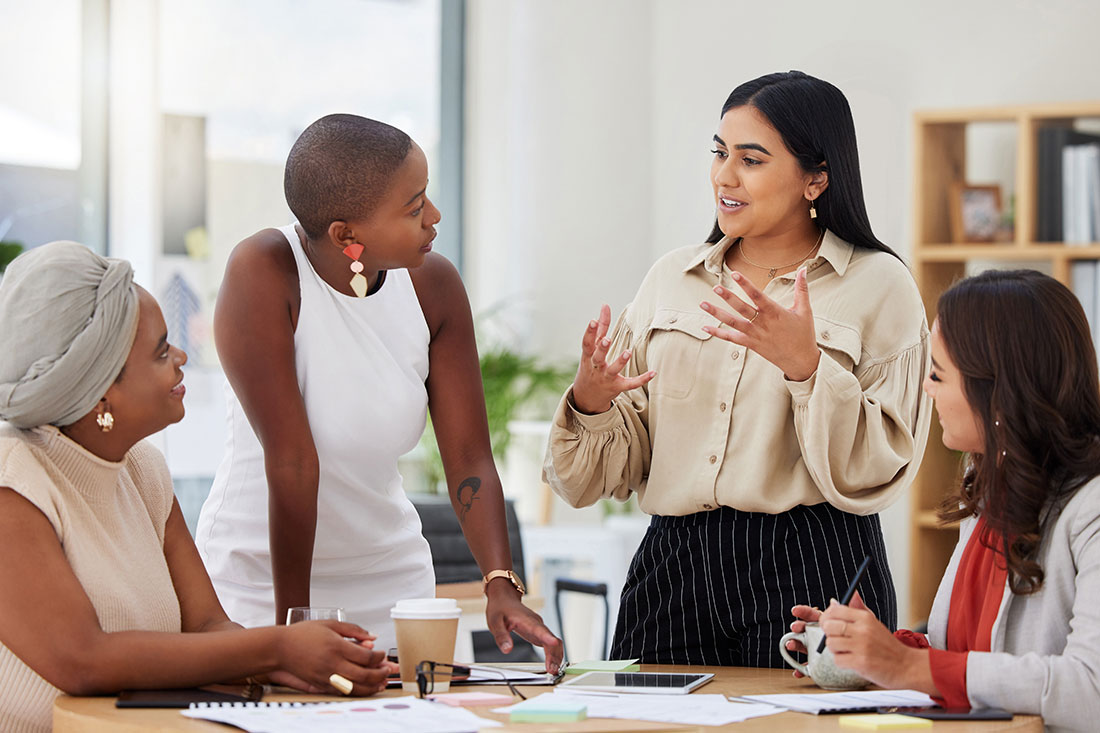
[417,347,575,492]
[0,241,24,275]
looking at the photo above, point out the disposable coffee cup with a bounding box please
[391,598,462,693]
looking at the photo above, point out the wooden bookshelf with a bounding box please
[909,101,1100,625]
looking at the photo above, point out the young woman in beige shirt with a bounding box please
[545,71,932,667]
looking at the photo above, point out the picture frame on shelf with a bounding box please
[949,183,1003,243]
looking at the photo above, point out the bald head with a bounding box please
[284,114,413,239]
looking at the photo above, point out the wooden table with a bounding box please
[54,665,1042,732]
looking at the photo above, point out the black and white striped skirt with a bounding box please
[609,502,896,668]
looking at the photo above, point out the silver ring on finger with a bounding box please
[748,309,760,324]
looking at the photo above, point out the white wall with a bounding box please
[464,0,654,358]
[465,0,1100,627]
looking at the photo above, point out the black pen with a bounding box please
[817,554,872,653]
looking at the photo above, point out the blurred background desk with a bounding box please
[54,665,1041,732]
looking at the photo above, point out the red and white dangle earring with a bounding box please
[343,242,368,297]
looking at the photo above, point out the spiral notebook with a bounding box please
[181,697,500,732]
[738,689,937,715]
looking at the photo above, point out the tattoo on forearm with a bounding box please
[457,476,481,521]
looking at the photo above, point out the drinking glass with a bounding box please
[286,607,346,624]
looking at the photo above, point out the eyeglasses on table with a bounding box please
[414,660,527,700]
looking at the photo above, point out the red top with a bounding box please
[926,515,1007,708]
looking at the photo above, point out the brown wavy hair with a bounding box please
[937,269,1100,594]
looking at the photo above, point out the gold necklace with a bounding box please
[738,229,825,278]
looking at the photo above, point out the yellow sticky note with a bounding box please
[839,713,932,730]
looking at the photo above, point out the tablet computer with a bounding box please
[559,671,713,694]
[116,684,262,708]
[882,705,1013,720]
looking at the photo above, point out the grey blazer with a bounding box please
[927,477,1100,732]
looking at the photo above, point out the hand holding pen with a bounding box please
[818,555,872,653]
[817,556,938,693]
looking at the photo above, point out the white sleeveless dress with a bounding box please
[195,223,435,649]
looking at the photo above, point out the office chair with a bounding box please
[410,494,540,662]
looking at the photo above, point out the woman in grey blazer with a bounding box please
[793,269,1100,732]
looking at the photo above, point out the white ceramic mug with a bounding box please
[778,622,868,690]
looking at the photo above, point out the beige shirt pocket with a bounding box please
[813,317,862,373]
[645,309,714,400]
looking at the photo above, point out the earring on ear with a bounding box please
[96,403,115,433]
[342,242,368,298]
[809,198,818,219]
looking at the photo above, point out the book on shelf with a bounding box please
[1062,144,1100,244]
[1090,147,1100,243]
[1069,259,1100,357]
[1037,127,1100,242]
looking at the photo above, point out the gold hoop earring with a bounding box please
[96,404,115,433]
[809,199,818,219]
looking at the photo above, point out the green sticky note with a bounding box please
[509,700,588,723]
[564,659,640,674]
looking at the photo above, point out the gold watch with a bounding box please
[483,569,526,595]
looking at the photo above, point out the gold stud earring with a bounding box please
[96,404,114,433]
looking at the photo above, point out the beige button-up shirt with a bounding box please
[544,230,932,517]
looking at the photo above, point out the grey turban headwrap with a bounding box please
[0,241,139,428]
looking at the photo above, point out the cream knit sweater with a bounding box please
[0,424,181,732]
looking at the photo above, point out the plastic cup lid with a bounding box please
[390,597,461,619]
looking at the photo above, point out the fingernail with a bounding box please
[589,321,597,329]
[622,350,631,359]
[700,301,711,311]
[829,598,838,607]
[713,286,724,295]
[502,642,512,652]
[601,338,610,347]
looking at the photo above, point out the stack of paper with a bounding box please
[182,696,499,733]
[739,689,937,715]
[464,662,562,685]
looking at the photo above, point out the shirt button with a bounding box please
[708,455,717,464]
[719,402,727,412]
[669,316,678,324]
[822,331,830,341]
[703,504,714,510]
[731,351,740,360]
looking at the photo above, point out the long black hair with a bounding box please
[705,71,899,259]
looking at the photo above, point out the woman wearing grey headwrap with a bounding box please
[0,242,395,733]
[0,241,140,430]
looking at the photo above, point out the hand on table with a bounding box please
[571,304,655,414]
[700,268,821,382]
[486,582,565,674]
